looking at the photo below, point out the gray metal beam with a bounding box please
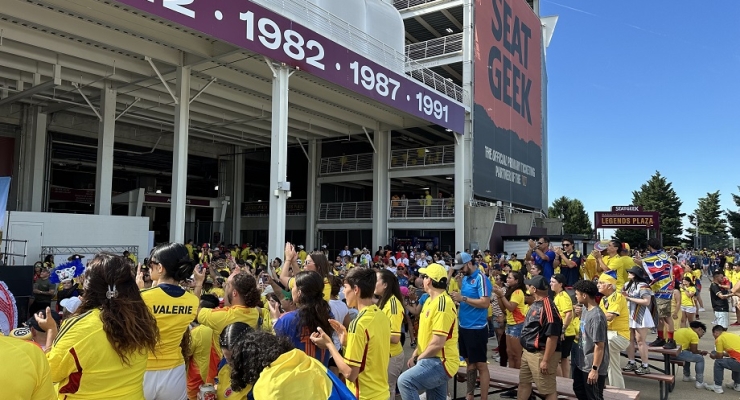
[0,64,60,106]
[400,0,462,19]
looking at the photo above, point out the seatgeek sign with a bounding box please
[473,0,543,209]
[113,0,465,133]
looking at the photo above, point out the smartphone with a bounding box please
[260,275,268,285]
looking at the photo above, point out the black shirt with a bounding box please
[710,282,729,312]
[560,251,582,287]
[520,296,563,353]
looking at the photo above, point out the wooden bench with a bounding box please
[619,351,685,375]
[620,371,674,400]
[452,365,640,400]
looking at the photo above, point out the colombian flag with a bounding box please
[643,251,673,299]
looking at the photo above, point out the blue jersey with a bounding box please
[534,250,556,281]
[274,311,331,366]
[458,269,492,329]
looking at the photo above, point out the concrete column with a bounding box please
[169,65,191,243]
[267,64,292,260]
[305,139,320,251]
[18,105,48,212]
[456,0,474,252]
[232,146,244,244]
[95,83,116,215]
[372,129,390,249]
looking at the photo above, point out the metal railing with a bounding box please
[406,33,463,61]
[255,0,466,103]
[469,201,545,223]
[389,198,454,219]
[319,153,374,175]
[318,201,373,221]
[393,0,456,10]
[390,145,454,168]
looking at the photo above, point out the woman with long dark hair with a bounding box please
[492,270,527,370]
[622,266,655,375]
[274,270,335,366]
[34,253,159,399]
[137,242,199,400]
[375,269,405,399]
[280,243,333,301]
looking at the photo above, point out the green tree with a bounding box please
[548,196,592,235]
[726,187,740,239]
[686,190,728,249]
[614,171,684,248]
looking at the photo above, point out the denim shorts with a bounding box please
[505,323,524,338]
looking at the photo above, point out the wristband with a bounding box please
[592,365,598,371]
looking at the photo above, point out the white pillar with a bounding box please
[267,63,292,260]
[305,139,319,251]
[95,83,116,215]
[232,146,244,244]
[372,129,390,249]
[18,105,47,212]
[169,65,191,243]
[456,0,474,252]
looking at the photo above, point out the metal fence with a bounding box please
[389,198,453,219]
[390,145,454,168]
[406,33,463,61]
[393,0,453,10]
[319,153,374,175]
[256,0,466,103]
[318,202,373,221]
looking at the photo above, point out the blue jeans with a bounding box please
[674,351,704,382]
[714,357,740,386]
[398,358,450,400]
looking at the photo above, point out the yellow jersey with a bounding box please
[345,305,391,400]
[505,289,528,326]
[186,244,194,260]
[0,335,55,400]
[288,276,332,301]
[48,308,148,399]
[680,286,696,307]
[673,327,699,351]
[141,284,199,370]
[207,287,225,299]
[251,349,333,399]
[187,324,219,400]
[216,363,250,400]
[198,305,260,357]
[382,296,405,357]
[509,260,523,272]
[418,292,460,377]
[553,291,579,337]
[716,332,740,362]
[448,277,460,293]
[600,291,629,339]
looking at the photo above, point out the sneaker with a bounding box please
[622,362,638,372]
[699,307,706,312]
[663,339,678,350]
[724,382,740,392]
[683,376,696,382]
[695,381,705,389]
[635,365,651,375]
[500,389,517,398]
[704,383,724,393]
[649,338,666,347]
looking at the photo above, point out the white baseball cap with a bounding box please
[60,297,82,314]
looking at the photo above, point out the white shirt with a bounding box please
[339,249,351,258]
[416,258,428,268]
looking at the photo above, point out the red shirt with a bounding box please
[672,264,683,286]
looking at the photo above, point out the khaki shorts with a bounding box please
[520,349,560,395]
[656,298,672,318]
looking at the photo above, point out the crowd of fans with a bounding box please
[6,237,740,400]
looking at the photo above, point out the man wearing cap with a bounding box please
[517,275,563,400]
[526,237,556,281]
[596,273,630,388]
[27,308,61,351]
[398,263,459,400]
[450,252,492,400]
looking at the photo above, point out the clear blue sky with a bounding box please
[541,0,740,238]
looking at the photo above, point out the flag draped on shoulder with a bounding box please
[643,251,673,299]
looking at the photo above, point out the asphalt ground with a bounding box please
[400,280,739,400]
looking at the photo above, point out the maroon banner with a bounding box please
[594,211,660,229]
[112,0,465,133]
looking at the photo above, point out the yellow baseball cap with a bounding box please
[598,273,617,286]
[418,263,447,283]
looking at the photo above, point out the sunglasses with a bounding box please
[563,243,572,247]
[420,274,429,279]
[537,242,545,245]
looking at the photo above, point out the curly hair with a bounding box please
[229,273,262,307]
[229,330,294,392]
[293,271,334,339]
[78,253,159,365]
